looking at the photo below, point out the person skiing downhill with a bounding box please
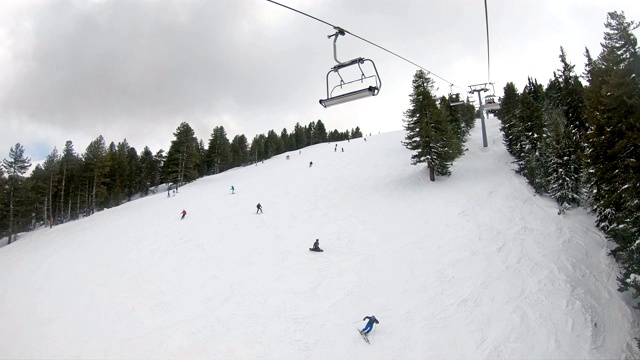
[231,185,235,194]
[256,203,263,214]
[361,315,379,335]
[180,209,187,220]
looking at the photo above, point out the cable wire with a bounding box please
[484,0,491,83]
[266,0,464,91]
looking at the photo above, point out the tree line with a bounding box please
[0,120,363,244]
[496,11,640,326]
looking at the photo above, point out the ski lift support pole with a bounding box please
[469,83,489,147]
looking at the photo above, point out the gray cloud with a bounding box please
[1,0,639,161]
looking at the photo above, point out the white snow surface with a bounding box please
[0,116,638,359]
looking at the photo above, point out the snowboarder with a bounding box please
[256,203,263,214]
[231,185,235,194]
[361,315,379,335]
[310,239,323,252]
[180,209,187,220]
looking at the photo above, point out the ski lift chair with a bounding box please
[319,28,381,108]
[484,94,501,110]
[448,86,464,106]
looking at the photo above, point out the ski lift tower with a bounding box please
[469,83,489,147]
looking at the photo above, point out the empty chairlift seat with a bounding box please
[319,28,382,108]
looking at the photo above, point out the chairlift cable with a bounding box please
[484,0,491,83]
[266,0,463,91]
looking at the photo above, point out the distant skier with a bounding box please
[310,239,323,252]
[49,215,54,229]
[309,161,313,167]
[181,209,187,220]
[231,185,235,194]
[334,144,337,152]
[361,315,379,335]
[256,203,263,214]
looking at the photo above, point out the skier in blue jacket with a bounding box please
[361,315,379,335]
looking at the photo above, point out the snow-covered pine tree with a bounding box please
[544,108,582,213]
[497,82,520,158]
[402,70,458,181]
[515,79,546,191]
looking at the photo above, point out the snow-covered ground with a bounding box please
[0,116,637,359]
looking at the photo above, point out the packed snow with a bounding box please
[0,116,638,359]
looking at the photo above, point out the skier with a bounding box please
[361,315,379,335]
[309,161,313,167]
[49,215,54,229]
[256,203,263,214]
[180,209,187,220]
[231,185,235,194]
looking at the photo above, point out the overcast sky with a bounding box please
[1,0,639,164]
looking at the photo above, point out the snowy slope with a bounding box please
[0,116,637,359]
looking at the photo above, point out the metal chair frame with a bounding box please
[319,28,381,108]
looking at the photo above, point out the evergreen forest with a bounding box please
[496,11,640,321]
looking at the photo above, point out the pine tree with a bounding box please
[250,134,267,163]
[265,130,282,158]
[293,123,307,149]
[402,70,458,181]
[2,143,32,244]
[515,78,546,189]
[124,145,140,201]
[139,146,157,196]
[497,82,521,157]
[206,126,231,174]
[544,108,582,213]
[164,122,200,187]
[351,126,363,139]
[315,120,328,143]
[230,135,249,167]
[83,136,109,215]
[60,141,80,221]
[43,147,60,224]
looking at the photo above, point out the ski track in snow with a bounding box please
[0,116,638,359]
